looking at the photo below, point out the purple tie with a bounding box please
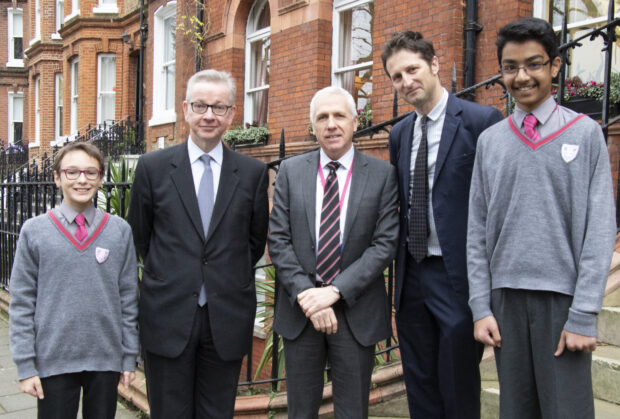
[524,114,540,142]
[75,214,88,242]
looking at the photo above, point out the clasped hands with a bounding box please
[297,286,341,335]
[473,315,597,355]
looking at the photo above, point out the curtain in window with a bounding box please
[99,55,116,123]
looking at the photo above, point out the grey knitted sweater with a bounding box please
[467,114,616,337]
[9,209,139,380]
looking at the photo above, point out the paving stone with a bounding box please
[0,393,37,412]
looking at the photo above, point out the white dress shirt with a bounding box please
[188,138,223,198]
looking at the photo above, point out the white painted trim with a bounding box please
[244,0,270,126]
[34,77,40,144]
[97,53,116,124]
[152,2,177,125]
[7,8,23,64]
[70,58,79,135]
[55,73,63,140]
[8,91,24,145]
[64,10,80,23]
[148,112,177,127]
[93,5,118,14]
[6,60,24,67]
[51,33,62,40]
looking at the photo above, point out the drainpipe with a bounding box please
[463,0,482,101]
[195,0,205,72]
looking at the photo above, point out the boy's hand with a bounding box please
[119,371,136,389]
[18,376,44,399]
[473,316,502,347]
[554,330,597,356]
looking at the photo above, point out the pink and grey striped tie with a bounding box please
[524,114,540,142]
[317,161,341,285]
[75,213,88,242]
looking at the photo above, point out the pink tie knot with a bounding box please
[75,213,88,242]
[523,114,540,142]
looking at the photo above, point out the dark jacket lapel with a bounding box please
[205,145,240,243]
[303,151,319,245]
[434,94,462,182]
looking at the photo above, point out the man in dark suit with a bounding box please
[268,86,399,418]
[127,69,269,418]
[382,31,504,418]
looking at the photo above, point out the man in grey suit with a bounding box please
[268,86,399,418]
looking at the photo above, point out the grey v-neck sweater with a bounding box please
[9,210,139,380]
[467,114,616,337]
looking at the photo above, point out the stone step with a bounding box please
[598,307,620,346]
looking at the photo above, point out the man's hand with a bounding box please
[18,376,44,399]
[554,330,597,356]
[309,307,338,334]
[119,371,136,389]
[297,286,341,318]
[473,315,502,347]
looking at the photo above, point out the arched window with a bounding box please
[244,0,270,127]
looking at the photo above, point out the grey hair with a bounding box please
[186,69,236,104]
[309,86,357,122]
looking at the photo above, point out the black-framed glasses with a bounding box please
[190,102,232,116]
[59,167,102,180]
[501,60,550,76]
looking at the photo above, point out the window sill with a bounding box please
[64,10,80,23]
[29,37,40,46]
[148,112,177,127]
[6,60,24,68]
[93,5,119,15]
[28,141,40,149]
[51,33,62,40]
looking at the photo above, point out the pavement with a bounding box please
[0,311,142,418]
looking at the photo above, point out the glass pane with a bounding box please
[56,74,63,102]
[13,96,23,121]
[256,2,270,31]
[339,66,372,111]
[164,16,176,62]
[250,37,270,89]
[165,64,175,110]
[72,62,79,93]
[338,2,373,68]
[13,13,23,35]
[249,89,268,126]
[14,38,23,59]
[101,93,115,121]
[57,1,64,30]
[550,1,620,26]
[14,122,23,145]
[568,26,620,81]
[100,55,116,91]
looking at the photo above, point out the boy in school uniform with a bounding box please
[9,142,139,419]
[467,17,616,419]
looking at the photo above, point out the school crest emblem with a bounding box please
[96,247,110,263]
[561,144,579,163]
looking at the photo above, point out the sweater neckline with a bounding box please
[508,114,586,151]
[47,211,110,251]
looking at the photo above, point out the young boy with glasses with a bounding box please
[9,142,139,419]
[467,17,616,418]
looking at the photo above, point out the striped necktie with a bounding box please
[317,161,341,285]
[524,114,540,142]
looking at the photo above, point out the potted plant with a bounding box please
[222,124,270,148]
[553,73,620,118]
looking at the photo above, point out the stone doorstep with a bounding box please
[599,307,620,346]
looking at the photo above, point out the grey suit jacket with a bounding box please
[268,148,399,346]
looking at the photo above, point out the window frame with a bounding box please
[7,8,24,67]
[93,0,118,15]
[66,0,80,22]
[70,58,79,136]
[34,76,40,147]
[55,73,64,141]
[331,0,374,110]
[97,53,116,125]
[54,0,64,36]
[149,1,177,127]
[34,0,41,41]
[8,91,24,146]
[243,0,270,127]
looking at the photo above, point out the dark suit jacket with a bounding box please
[128,141,269,360]
[388,94,503,311]
[268,148,399,346]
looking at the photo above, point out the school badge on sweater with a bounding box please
[561,144,579,163]
[96,247,110,263]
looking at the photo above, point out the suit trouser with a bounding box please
[37,371,120,419]
[492,289,594,419]
[144,305,243,419]
[283,302,375,419]
[396,255,482,419]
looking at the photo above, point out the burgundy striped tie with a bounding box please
[317,161,341,285]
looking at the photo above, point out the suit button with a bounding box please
[202,258,208,265]
[192,292,198,297]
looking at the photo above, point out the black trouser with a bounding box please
[38,371,119,419]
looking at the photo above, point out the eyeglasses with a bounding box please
[190,102,232,116]
[59,167,102,180]
[501,60,550,76]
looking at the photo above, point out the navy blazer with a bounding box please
[388,93,503,311]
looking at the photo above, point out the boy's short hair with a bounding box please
[381,31,436,77]
[496,17,559,65]
[53,142,105,173]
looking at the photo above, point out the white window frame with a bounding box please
[7,8,24,67]
[93,0,118,15]
[8,92,24,146]
[244,0,270,126]
[32,0,41,43]
[149,1,177,127]
[97,54,116,125]
[65,0,80,22]
[53,0,64,39]
[55,73,64,141]
[70,58,79,136]
[33,76,40,147]
[331,0,374,109]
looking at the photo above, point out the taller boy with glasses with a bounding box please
[467,17,616,418]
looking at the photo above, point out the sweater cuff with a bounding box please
[16,359,38,381]
[564,308,598,337]
[469,296,493,322]
[122,355,137,372]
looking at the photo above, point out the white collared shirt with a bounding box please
[409,88,449,256]
[315,145,355,253]
[188,138,223,199]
